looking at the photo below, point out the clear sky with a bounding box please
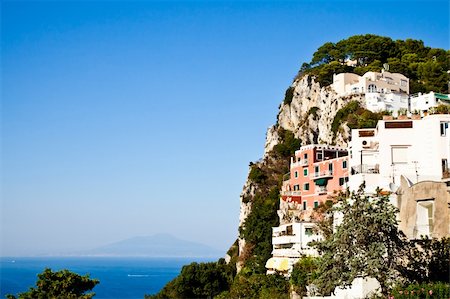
[1,0,449,256]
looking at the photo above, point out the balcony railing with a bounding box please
[310,170,333,179]
[281,191,302,197]
[315,186,328,194]
[351,164,380,174]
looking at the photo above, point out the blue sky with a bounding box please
[1,0,449,256]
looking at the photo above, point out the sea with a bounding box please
[0,256,217,299]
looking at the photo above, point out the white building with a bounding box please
[409,92,450,115]
[332,70,409,113]
[348,114,450,195]
[266,222,321,275]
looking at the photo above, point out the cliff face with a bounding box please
[237,75,365,267]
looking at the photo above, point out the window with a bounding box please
[305,227,313,236]
[440,122,448,136]
[415,200,434,238]
[339,177,349,186]
[303,168,308,176]
[342,160,347,169]
[328,163,333,173]
[368,84,377,93]
[314,201,319,208]
[304,153,308,159]
[314,166,319,174]
[317,152,323,160]
[294,171,298,178]
[304,183,310,191]
[293,184,300,191]
[303,201,307,210]
[442,159,449,178]
[391,146,408,164]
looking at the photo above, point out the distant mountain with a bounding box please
[70,234,223,258]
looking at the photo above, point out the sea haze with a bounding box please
[0,257,217,299]
[68,234,224,258]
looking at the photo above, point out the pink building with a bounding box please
[281,144,349,210]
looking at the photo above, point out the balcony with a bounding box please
[315,186,328,195]
[291,159,309,168]
[272,248,302,258]
[272,235,299,245]
[351,164,379,174]
[310,170,333,180]
[280,190,302,197]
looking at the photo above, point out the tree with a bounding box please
[290,256,320,297]
[312,186,409,296]
[146,259,235,299]
[7,268,99,299]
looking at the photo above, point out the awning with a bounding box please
[265,257,276,269]
[265,257,290,271]
[315,178,328,186]
[435,93,449,101]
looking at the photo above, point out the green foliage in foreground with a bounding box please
[6,268,99,299]
[389,282,450,299]
[311,187,450,297]
[312,187,411,296]
[225,273,289,299]
[299,34,450,94]
[290,256,320,297]
[145,259,235,299]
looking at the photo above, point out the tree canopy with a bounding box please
[7,268,99,299]
[312,187,409,296]
[300,34,450,94]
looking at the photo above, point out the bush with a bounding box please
[229,273,289,299]
[290,256,320,296]
[283,86,295,105]
[6,268,99,299]
[389,282,450,299]
[146,260,235,299]
[272,128,301,159]
[249,164,267,184]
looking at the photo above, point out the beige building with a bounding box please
[397,177,450,240]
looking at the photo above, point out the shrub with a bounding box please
[389,282,450,299]
[283,86,295,105]
[248,165,267,184]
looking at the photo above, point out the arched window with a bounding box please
[368,84,377,93]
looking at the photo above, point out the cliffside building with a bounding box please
[332,70,409,113]
[348,114,450,239]
[266,145,349,275]
[409,92,450,115]
[281,144,349,209]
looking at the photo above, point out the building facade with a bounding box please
[348,114,450,195]
[348,114,450,240]
[332,70,410,113]
[267,145,349,275]
[282,144,349,209]
[409,92,450,115]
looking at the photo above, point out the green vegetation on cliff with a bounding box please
[299,34,450,94]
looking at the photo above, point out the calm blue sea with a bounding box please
[0,257,216,299]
